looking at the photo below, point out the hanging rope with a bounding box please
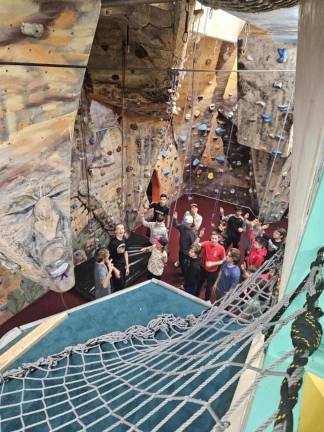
[273,247,324,432]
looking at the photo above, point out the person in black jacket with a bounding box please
[183,244,202,296]
[220,207,244,249]
[173,211,197,274]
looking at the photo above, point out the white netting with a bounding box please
[0,251,320,432]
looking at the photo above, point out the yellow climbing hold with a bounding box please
[208,172,214,180]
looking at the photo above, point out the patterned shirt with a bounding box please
[147,246,168,276]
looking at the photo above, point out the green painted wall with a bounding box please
[244,170,324,431]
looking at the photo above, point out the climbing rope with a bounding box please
[273,247,324,432]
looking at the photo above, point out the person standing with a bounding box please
[197,232,226,301]
[145,194,170,227]
[141,238,168,280]
[94,248,115,299]
[216,248,241,300]
[140,212,168,245]
[220,207,244,249]
[183,244,201,296]
[246,221,267,269]
[108,223,129,292]
[263,228,286,260]
[173,211,198,275]
[183,203,203,231]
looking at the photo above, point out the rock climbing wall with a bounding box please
[237,26,296,221]
[0,0,101,298]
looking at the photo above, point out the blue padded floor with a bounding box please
[0,281,249,432]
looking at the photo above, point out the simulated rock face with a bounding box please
[236,28,295,222]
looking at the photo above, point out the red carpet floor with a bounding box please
[0,194,287,338]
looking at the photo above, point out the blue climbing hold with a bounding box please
[174,175,180,183]
[178,134,187,143]
[215,127,225,136]
[273,80,283,89]
[272,150,283,157]
[71,202,78,209]
[277,48,288,64]
[277,104,289,112]
[160,150,168,158]
[162,167,170,176]
[192,158,200,167]
[215,156,225,164]
[198,123,208,131]
[261,114,273,122]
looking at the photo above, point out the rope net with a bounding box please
[1,250,323,432]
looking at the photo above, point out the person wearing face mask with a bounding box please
[108,223,129,292]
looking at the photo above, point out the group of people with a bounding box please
[94,193,286,304]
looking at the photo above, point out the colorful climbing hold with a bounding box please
[207,172,214,180]
[275,134,286,141]
[272,150,283,157]
[192,158,200,167]
[162,167,170,176]
[256,101,266,108]
[261,114,273,122]
[277,48,288,64]
[230,189,235,194]
[277,104,289,112]
[179,134,187,143]
[215,156,225,164]
[160,150,168,158]
[273,80,283,89]
[215,127,225,136]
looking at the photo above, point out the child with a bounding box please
[141,238,168,280]
[183,244,201,296]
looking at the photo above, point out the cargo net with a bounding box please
[1,250,323,432]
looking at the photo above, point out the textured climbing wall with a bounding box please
[0,0,101,297]
[237,27,296,221]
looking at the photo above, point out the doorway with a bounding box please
[146,170,161,203]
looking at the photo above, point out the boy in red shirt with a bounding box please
[196,231,225,301]
[247,221,267,269]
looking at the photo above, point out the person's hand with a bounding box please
[173,211,178,219]
[238,227,243,233]
[241,262,246,270]
[251,219,258,227]
[199,227,205,238]
[125,265,130,276]
[106,258,114,272]
[262,224,269,230]
[114,268,121,279]
[219,207,224,215]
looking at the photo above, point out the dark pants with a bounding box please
[225,235,240,249]
[179,251,190,275]
[111,268,126,292]
[147,271,161,280]
[185,286,198,296]
[198,267,218,301]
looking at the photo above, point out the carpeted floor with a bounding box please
[0,193,288,338]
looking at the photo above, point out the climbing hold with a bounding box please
[275,134,286,141]
[282,171,288,178]
[218,168,224,173]
[273,80,283,89]
[207,172,214,180]
[256,101,266,108]
[209,104,216,112]
[260,145,267,151]
[198,96,204,102]
[185,113,191,121]
[162,167,170,176]
[246,55,254,61]
[198,124,208,135]
[179,134,187,143]
[160,150,168,158]
[126,166,133,172]
[192,158,200,167]
[71,202,78,210]
[205,58,212,65]
[236,161,242,166]
[261,114,273,122]
[268,133,275,139]
[277,48,288,64]
[215,127,225,136]
[271,150,283,157]
[230,189,235,194]
[249,188,253,194]
[20,22,44,38]
[277,104,289,112]
[208,80,213,85]
[227,112,234,119]
[174,175,180,183]
[215,156,225,164]
[130,123,138,130]
[116,146,122,152]
[194,110,201,118]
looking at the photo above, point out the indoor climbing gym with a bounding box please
[0,0,324,431]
